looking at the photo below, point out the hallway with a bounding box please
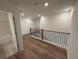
[8,35,67,59]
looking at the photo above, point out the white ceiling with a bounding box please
[0,0,76,17]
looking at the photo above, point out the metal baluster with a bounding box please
[58,33,61,47]
[60,33,63,48]
[56,32,58,46]
[54,32,56,45]
[57,32,58,46]
[61,33,63,48]
[65,34,69,49]
[62,34,64,48]
[64,34,67,49]
[59,32,62,47]
[60,33,62,48]
[62,34,65,48]
[58,32,60,47]
[55,32,58,46]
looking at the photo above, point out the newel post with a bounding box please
[30,28,31,35]
[41,29,43,40]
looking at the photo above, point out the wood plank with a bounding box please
[8,35,67,59]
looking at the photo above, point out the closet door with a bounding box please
[0,11,17,58]
[8,13,18,57]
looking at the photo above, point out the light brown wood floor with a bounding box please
[8,35,67,59]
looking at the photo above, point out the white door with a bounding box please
[0,11,18,58]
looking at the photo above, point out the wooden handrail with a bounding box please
[30,28,70,35]
[43,29,70,35]
[31,28,41,31]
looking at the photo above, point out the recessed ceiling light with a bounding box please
[44,2,48,7]
[65,9,69,11]
[21,13,24,16]
[38,14,41,17]
[65,8,72,11]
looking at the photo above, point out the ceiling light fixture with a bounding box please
[20,13,24,16]
[65,8,72,12]
[38,14,41,17]
[44,2,48,7]
[21,13,24,16]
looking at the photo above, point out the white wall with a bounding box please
[68,2,78,59]
[21,18,33,35]
[21,11,72,35]
[0,11,11,34]
[20,17,40,35]
[40,11,71,33]
[32,17,40,29]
